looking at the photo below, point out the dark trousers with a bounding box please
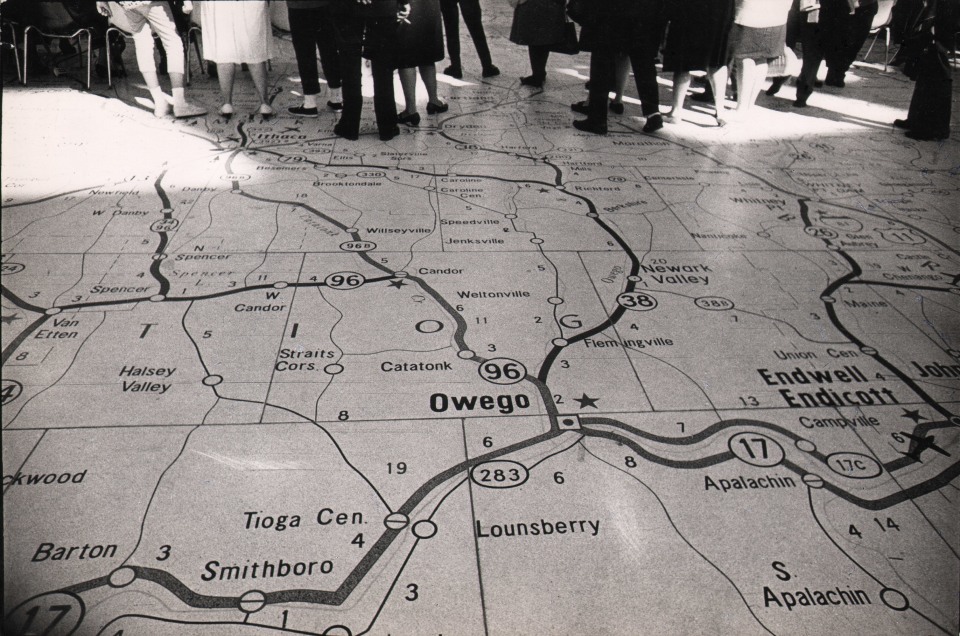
[333,15,398,135]
[528,45,550,80]
[587,28,661,123]
[796,20,824,104]
[906,50,952,137]
[440,0,493,69]
[825,0,878,78]
[289,6,342,93]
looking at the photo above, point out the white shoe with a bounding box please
[218,103,234,117]
[174,102,208,118]
[258,103,275,117]
[153,99,171,118]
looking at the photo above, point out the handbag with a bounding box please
[550,21,580,55]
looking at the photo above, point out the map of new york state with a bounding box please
[2,16,959,636]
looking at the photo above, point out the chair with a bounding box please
[183,11,204,85]
[863,0,897,71]
[105,8,204,87]
[1,18,22,83]
[21,2,99,88]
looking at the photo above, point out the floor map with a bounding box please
[2,10,959,635]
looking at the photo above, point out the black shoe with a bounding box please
[573,118,607,135]
[333,123,359,141]
[379,125,401,141]
[824,73,845,88]
[398,110,421,126]
[893,118,911,129]
[691,90,713,103]
[793,99,808,108]
[521,75,544,88]
[482,65,500,78]
[814,80,824,88]
[288,105,319,118]
[426,101,448,114]
[327,100,343,111]
[609,100,624,115]
[766,76,787,96]
[643,114,663,133]
[905,129,947,141]
[570,100,590,115]
[443,65,463,79]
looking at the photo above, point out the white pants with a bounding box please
[108,1,184,75]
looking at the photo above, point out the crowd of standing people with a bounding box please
[5,0,955,141]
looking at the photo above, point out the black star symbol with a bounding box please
[901,408,928,423]
[388,279,408,289]
[0,313,21,325]
[539,188,550,193]
[572,393,599,409]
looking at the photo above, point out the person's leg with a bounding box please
[367,17,400,138]
[668,71,692,122]
[629,27,662,131]
[333,16,363,138]
[611,54,629,107]
[398,66,419,117]
[317,7,342,106]
[707,65,729,122]
[459,0,496,73]
[794,21,822,106]
[248,61,272,114]
[421,64,446,109]
[145,2,204,116]
[217,63,237,113]
[737,57,767,112]
[288,6,322,110]
[440,0,462,75]
[574,48,613,133]
[523,45,549,86]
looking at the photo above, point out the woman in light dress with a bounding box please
[199,0,274,117]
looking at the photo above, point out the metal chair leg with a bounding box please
[106,27,115,87]
[5,22,21,83]
[22,26,30,85]
[883,28,890,72]
[85,30,91,88]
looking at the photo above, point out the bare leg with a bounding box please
[217,62,236,112]
[707,65,728,124]
[248,62,270,105]
[420,64,444,107]
[667,71,692,122]
[399,67,418,114]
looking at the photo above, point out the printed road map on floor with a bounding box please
[2,21,959,636]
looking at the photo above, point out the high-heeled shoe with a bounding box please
[426,101,448,115]
[609,100,624,115]
[258,103,275,119]
[398,111,421,126]
[218,103,234,120]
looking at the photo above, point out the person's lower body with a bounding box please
[668,66,728,125]
[574,49,615,134]
[333,15,398,140]
[572,55,628,115]
[825,1,877,87]
[288,6,324,116]
[216,61,272,118]
[733,56,768,115]
[897,66,951,140]
[317,10,343,108]
[440,0,498,78]
[398,64,448,126]
[522,45,549,87]
[127,3,206,118]
[627,39,663,132]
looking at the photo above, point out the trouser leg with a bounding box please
[333,16,363,132]
[288,7,322,95]
[440,0,461,68]
[317,8,342,89]
[528,45,549,80]
[587,49,615,125]
[459,0,493,68]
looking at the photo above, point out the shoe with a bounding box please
[426,101,448,114]
[218,103,234,119]
[691,90,713,103]
[174,102,207,118]
[154,100,171,118]
[609,100,624,115]
[824,73,845,88]
[258,104,275,118]
[573,118,607,135]
[327,100,343,111]
[443,65,463,79]
[379,125,400,141]
[482,65,500,78]
[793,99,808,108]
[643,114,663,133]
[398,110,421,126]
[570,100,590,115]
[520,75,544,88]
[333,122,359,141]
[905,129,947,141]
[288,105,319,118]
[893,118,911,129]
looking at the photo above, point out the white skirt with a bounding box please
[199,1,273,64]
